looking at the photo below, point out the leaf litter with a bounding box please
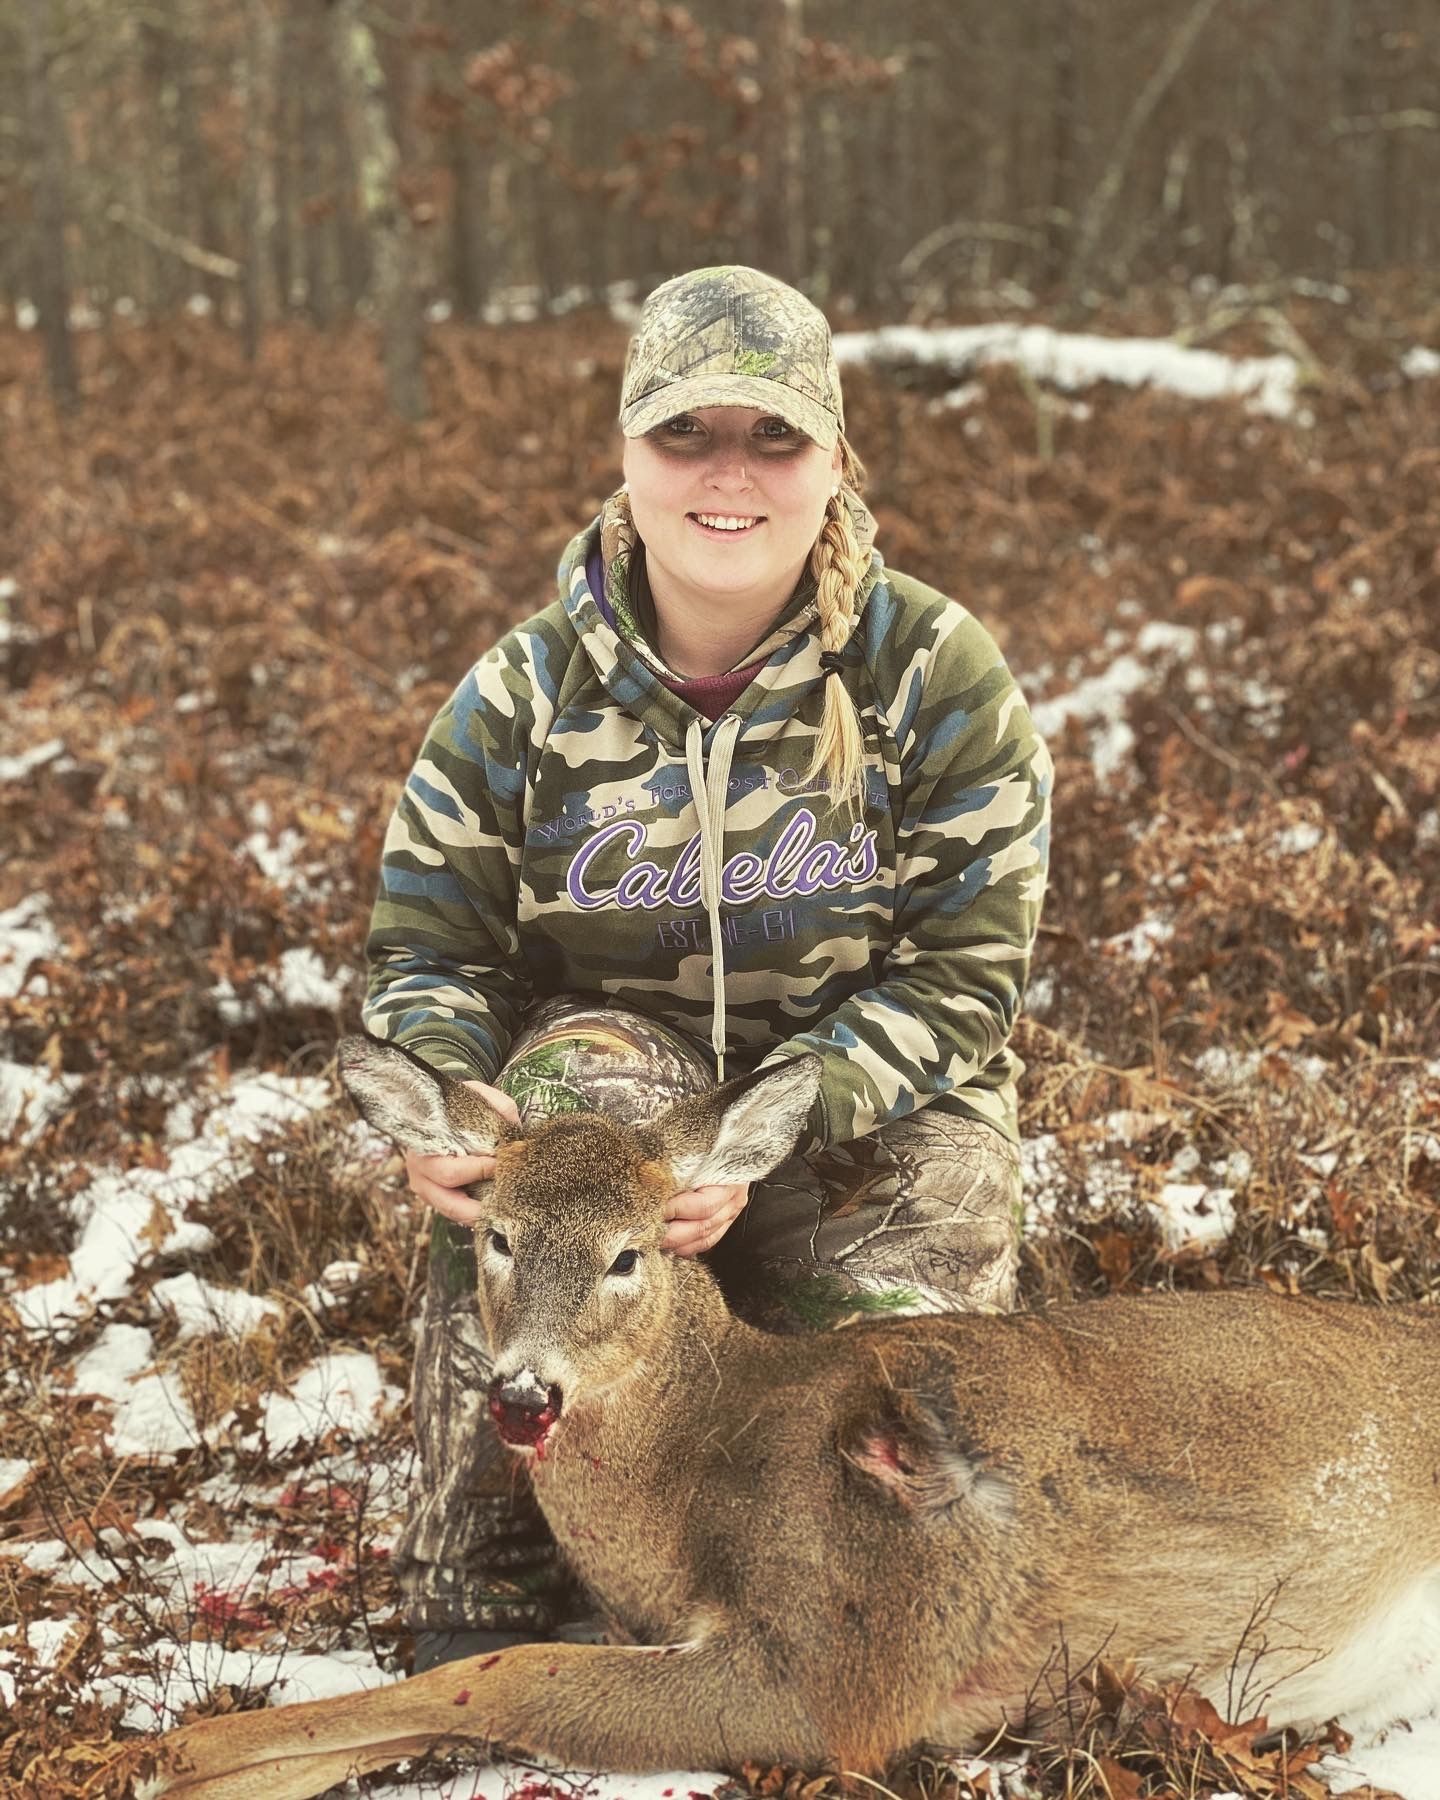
[2,278,1438,1798]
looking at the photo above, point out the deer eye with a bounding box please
[608,1249,640,1277]
[487,1229,512,1258]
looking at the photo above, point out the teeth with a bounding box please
[695,514,759,531]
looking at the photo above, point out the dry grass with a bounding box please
[1,276,1437,1796]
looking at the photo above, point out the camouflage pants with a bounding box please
[397,996,1022,1634]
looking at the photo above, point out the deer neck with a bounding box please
[540,1258,752,1476]
[524,1259,758,1633]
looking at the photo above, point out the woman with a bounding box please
[363,265,1052,1670]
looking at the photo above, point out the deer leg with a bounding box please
[143,1635,838,1800]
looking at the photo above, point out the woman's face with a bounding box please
[621,407,842,610]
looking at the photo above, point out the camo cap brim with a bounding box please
[619,265,843,451]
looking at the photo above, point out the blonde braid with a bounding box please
[806,435,871,808]
[601,487,640,622]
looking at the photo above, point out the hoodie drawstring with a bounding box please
[684,713,742,1082]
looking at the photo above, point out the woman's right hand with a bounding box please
[403,1080,521,1226]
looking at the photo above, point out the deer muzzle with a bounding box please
[488,1368,563,1457]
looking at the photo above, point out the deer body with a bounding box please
[140,1043,1440,1800]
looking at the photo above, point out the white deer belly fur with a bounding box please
[925,1570,1440,1748]
[1222,1568,1440,1736]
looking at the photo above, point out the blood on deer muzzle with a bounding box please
[488,1369,563,1456]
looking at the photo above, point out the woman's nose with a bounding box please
[705,443,753,487]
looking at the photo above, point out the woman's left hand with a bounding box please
[663,1183,750,1258]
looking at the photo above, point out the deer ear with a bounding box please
[645,1056,822,1191]
[337,1035,511,1157]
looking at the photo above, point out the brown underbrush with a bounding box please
[1,277,1436,1798]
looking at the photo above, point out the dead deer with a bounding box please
[141,1036,1440,1800]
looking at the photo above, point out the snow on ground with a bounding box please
[1026,619,1201,782]
[835,322,1301,416]
[251,1349,405,1455]
[212,944,355,1023]
[0,893,62,998]
[11,1069,330,1338]
[5,588,1440,1791]
[95,1639,400,1734]
[1322,1729,1440,1800]
[360,1761,729,1800]
[0,736,65,781]
[0,1053,82,1143]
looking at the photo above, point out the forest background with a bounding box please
[1,2,1439,1798]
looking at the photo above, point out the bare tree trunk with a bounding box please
[1045,0,1080,287]
[756,0,805,282]
[297,0,331,323]
[1067,0,1227,299]
[270,2,295,312]
[20,0,79,408]
[173,21,225,316]
[238,0,265,360]
[333,0,428,420]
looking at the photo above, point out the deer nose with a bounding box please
[488,1368,564,1452]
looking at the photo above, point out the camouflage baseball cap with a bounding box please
[619,265,843,449]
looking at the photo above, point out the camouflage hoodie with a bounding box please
[363,513,1052,1149]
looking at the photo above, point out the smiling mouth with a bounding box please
[689,513,764,536]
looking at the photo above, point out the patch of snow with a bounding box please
[1275,822,1325,855]
[0,1458,30,1498]
[240,805,343,904]
[0,1056,82,1144]
[1321,1713,1440,1799]
[1024,971,1055,1017]
[0,896,62,1000]
[1030,621,1197,783]
[367,1763,731,1800]
[273,946,351,1010]
[13,1072,328,1338]
[1401,346,1440,380]
[73,1323,201,1456]
[0,738,65,781]
[250,1350,404,1454]
[151,1272,282,1340]
[1135,621,1200,658]
[1103,916,1175,964]
[1100,1108,1169,1147]
[834,322,1300,417]
[242,823,311,888]
[301,1260,366,1315]
[932,381,985,412]
[92,1642,399,1733]
[1148,1180,1237,1251]
[1021,1132,1067,1228]
[1298,1149,1341,1178]
[1193,1046,1262,1088]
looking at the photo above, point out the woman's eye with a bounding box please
[608,1249,640,1276]
[656,415,700,438]
[488,1229,512,1258]
[757,418,793,440]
